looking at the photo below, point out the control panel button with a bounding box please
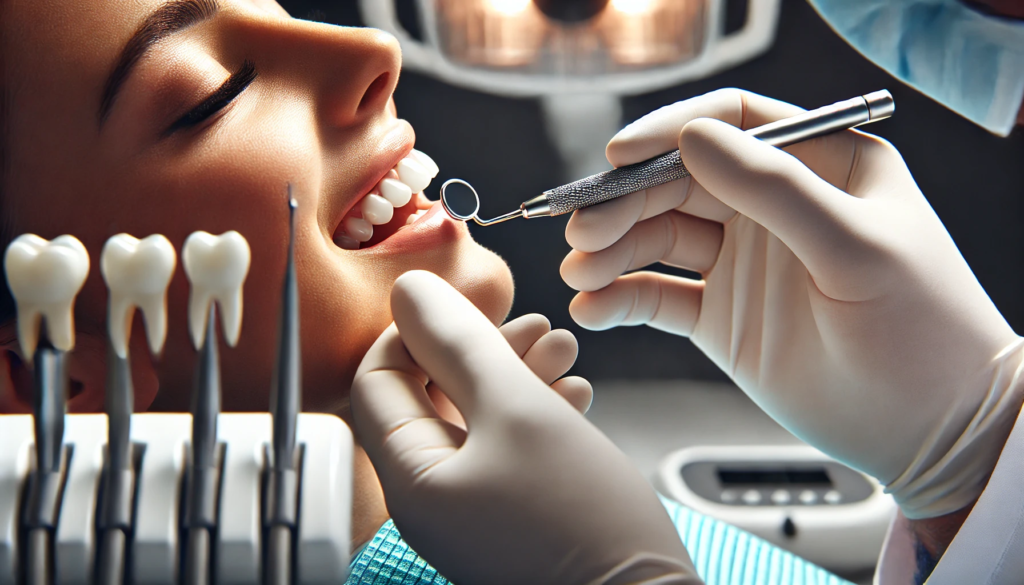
[741,490,762,505]
[798,490,817,505]
[823,490,842,505]
[720,489,737,504]
[770,489,791,505]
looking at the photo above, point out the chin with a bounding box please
[431,239,515,326]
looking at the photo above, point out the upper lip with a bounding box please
[327,121,416,237]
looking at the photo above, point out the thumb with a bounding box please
[390,270,541,422]
[680,118,884,298]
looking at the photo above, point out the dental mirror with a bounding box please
[441,179,523,226]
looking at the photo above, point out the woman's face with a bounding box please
[1,0,514,413]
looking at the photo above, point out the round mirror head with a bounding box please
[440,179,481,222]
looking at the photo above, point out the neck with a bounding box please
[350,444,390,551]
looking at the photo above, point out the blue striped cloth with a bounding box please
[346,496,852,585]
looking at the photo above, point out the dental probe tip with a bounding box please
[271,190,300,471]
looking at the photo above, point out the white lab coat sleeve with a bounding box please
[875,401,1024,584]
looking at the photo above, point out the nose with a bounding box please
[243,16,402,129]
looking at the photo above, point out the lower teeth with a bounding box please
[333,233,360,250]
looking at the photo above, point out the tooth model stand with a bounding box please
[0,226,353,584]
[182,229,252,585]
[4,234,89,585]
[97,234,176,585]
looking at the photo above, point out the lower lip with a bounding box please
[364,202,465,255]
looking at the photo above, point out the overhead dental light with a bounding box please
[360,0,782,178]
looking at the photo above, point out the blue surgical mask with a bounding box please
[808,0,1024,136]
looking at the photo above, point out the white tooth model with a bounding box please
[182,231,251,349]
[4,234,90,359]
[101,234,177,358]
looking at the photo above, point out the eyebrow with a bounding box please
[99,0,220,125]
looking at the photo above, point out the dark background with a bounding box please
[281,0,1024,381]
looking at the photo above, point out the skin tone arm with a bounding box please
[906,387,1024,583]
[907,501,976,584]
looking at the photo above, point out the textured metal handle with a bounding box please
[542,150,690,216]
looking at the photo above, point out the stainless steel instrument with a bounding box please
[442,90,895,226]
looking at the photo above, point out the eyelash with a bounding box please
[167,60,258,134]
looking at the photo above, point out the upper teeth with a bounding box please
[334,149,439,250]
[4,234,90,359]
[182,231,251,349]
[396,158,432,193]
[101,234,176,358]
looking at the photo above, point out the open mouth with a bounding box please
[331,149,439,251]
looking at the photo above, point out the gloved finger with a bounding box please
[389,271,546,420]
[606,88,803,167]
[427,383,466,429]
[568,272,703,336]
[565,174,736,254]
[499,313,552,357]
[611,88,863,195]
[550,376,593,414]
[680,119,879,298]
[351,325,466,484]
[521,328,579,385]
[562,211,723,292]
[569,89,794,254]
[353,322,428,384]
[565,190,647,253]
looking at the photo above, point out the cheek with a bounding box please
[295,237,514,414]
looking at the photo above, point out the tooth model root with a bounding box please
[218,288,244,347]
[380,179,413,208]
[396,158,432,193]
[109,293,168,358]
[361,194,395,225]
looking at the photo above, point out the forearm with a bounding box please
[906,498,976,584]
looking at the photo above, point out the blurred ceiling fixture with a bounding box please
[361,0,781,95]
[361,0,782,180]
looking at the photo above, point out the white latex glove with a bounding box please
[560,88,1024,520]
[425,312,594,425]
[351,271,701,585]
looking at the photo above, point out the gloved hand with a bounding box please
[560,88,1024,520]
[351,271,701,585]
[424,311,594,426]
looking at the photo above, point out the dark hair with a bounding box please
[0,1,15,329]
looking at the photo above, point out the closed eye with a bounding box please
[166,60,258,135]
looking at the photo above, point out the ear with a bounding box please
[0,323,159,414]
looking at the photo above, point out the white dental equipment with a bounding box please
[4,234,89,585]
[1,213,353,584]
[441,90,895,225]
[659,445,894,573]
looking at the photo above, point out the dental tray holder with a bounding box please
[0,413,353,585]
